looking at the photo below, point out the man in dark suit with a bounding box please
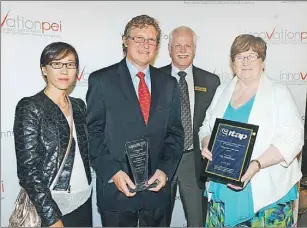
[160,26,220,227]
[86,15,184,227]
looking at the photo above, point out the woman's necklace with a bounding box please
[57,99,68,109]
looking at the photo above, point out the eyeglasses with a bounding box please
[48,62,77,69]
[128,36,157,46]
[234,54,260,63]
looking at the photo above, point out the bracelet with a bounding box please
[251,159,261,172]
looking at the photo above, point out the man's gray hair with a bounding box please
[168,26,197,47]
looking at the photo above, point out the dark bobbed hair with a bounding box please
[40,42,79,69]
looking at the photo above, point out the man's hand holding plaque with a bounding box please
[201,118,259,188]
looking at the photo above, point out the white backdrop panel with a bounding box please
[1,1,306,227]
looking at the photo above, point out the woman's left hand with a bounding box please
[227,161,260,190]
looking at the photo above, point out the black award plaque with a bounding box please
[202,118,259,187]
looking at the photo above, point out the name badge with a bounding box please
[194,86,207,92]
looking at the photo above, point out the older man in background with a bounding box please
[160,26,220,227]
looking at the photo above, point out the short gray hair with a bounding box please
[168,26,197,47]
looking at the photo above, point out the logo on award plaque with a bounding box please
[125,138,158,192]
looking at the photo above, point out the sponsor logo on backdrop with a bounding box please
[211,69,307,86]
[120,32,198,43]
[1,180,5,200]
[1,130,14,139]
[120,32,170,41]
[1,11,62,38]
[75,66,90,87]
[213,69,234,82]
[245,26,307,44]
[161,32,170,41]
[184,0,255,4]
[279,71,307,85]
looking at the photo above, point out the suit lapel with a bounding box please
[214,78,237,118]
[148,66,159,126]
[71,100,88,163]
[71,100,82,145]
[192,66,198,130]
[117,59,145,125]
[164,64,172,75]
[193,66,208,131]
[55,103,70,157]
[117,59,139,105]
[248,74,271,125]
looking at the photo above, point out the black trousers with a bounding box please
[168,151,207,227]
[100,204,171,227]
[61,197,93,227]
[302,145,307,176]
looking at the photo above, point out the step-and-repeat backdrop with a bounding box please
[1,1,306,227]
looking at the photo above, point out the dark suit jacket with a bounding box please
[159,64,220,189]
[86,59,184,211]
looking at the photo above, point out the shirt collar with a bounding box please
[126,57,150,78]
[171,63,193,77]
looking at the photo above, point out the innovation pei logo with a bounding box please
[213,69,234,82]
[245,26,307,44]
[1,130,14,139]
[1,10,62,38]
[279,71,307,86]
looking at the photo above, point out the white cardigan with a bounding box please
[199,74,304,212]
